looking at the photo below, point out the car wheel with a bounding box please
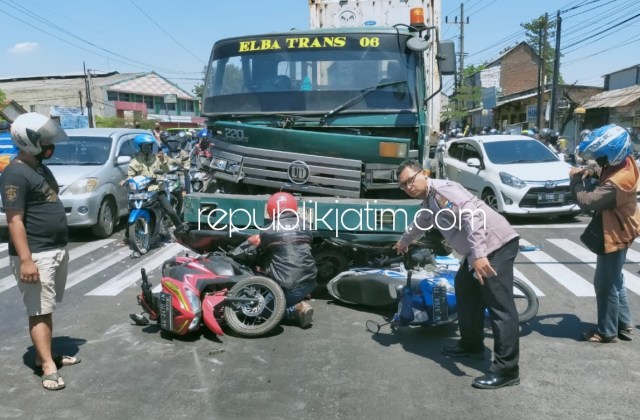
[91,199,116,238]
[482,189,499,212]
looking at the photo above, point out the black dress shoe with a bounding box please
[472,372,520,389]
[441,342,484,360]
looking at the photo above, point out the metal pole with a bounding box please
[549,11,562,130]
[536,26,543,130]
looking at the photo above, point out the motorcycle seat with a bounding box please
[327,273,406,307]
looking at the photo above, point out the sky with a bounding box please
[1,0,639,96]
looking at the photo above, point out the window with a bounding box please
[179,101,195,112]
[448,143,464,161]
[463,144,481,161]
[117,139,134,158]
[119,93,130,102]
[144,96,154,109]
[107,91,118,101]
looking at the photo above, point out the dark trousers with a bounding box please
[455,238,520,374]
[157,191,182,227]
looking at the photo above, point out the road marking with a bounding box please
[0,243,7,252]
[515,224,587,229]
[0,239,115,294]
[548,239,640,296]
[86,243,184,296]
[65,248,131,289]
[518,239,595,296]
[513,267,545,296]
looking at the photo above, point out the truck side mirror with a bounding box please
[437,41,456,76]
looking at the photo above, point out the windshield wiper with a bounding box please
[321,80,407,124]
[500,159,533,164]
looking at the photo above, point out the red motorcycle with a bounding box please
[130,230,286,338]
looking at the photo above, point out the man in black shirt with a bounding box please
[0,113,79,391]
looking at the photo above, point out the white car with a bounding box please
[441,134,581,217]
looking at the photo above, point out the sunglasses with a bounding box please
[399,171,420,190]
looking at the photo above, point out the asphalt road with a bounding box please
[1,216,639,419]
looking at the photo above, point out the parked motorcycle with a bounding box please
[126,174,172,256]
[130,231,286,338]
[325,242,539,329]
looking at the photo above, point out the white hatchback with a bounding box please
[441,135,581,217]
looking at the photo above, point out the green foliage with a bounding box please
[95,116,126,128]
[520,14,563,84]
[462,64,485,78]
[0,88,5,110]
[192,63,245,97]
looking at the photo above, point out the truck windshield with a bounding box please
[203,33,417,115]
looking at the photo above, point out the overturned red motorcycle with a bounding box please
[129,230,286,338]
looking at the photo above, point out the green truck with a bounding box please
[183,5,455,279]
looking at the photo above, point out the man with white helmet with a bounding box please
[0,113,80,390]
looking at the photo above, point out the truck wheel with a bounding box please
[91,199,116,238]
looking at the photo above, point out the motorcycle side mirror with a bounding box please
[366,319,386,334]
[154,168,165,175]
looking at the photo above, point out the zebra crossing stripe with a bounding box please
[0,243,7,252]
[624,248,640,264]
[86,243,184,296]
[513,267,545,296]
[518,239,595,296]
[65,248,131,289]
[548,239,640,296]
[0,239,115,294]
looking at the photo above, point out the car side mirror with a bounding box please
[466,158,481,168]
[116,156,131,165]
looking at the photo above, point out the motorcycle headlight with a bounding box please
[499,172,527,189]
[65,178,99,194]
[185,288,201,313]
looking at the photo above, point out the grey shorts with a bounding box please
[10,248,69,316]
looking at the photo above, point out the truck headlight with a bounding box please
[212,158,228,170]
[65,178,99,194]
[379,142,408,158]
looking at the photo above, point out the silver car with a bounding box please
[0,128,147,238]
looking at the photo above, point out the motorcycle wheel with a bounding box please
[223,276,285,337]
[128,218,150,255]
[513,276,539,323]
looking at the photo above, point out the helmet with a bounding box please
[488,128,499,135]
[10,112,68,156]
[134,133,157,152]
[539,128,551,141]
[266,192,298,219]
[0,121,9,131]
[578,124,632,166]
[166,139,181,153]
[197,128,210,139]
[529,126,539,135]
[160,131,170,142]
[548,131,559,145]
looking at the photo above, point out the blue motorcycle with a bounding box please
[324,243,538,332]
[126,175,171,256]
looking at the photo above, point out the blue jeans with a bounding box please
[283,283,316,321]
[594,248,633,337]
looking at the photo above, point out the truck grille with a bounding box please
[212,141,364,197]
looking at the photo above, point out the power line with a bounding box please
[562,11,640,50]
[129,0,206,65]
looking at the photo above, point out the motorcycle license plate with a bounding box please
[165,174,178,180]
[432,286,448,322]
[129,192,148,200]
[159,292,173,331]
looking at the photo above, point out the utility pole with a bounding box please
[84,62,94,128]
[536,14,548,131]
[445,4,470,120]
[549,10,562,130]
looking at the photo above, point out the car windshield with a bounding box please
[483,140,559,164]
[203,33,417,115]
[47,136,112,165]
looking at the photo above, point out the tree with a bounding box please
[0,88,6,111]
[192,65,208,98]
[521,14,563,84]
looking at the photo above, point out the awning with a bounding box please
[582,85,640,109]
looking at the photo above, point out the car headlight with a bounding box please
[65,178,99,194]
[499,172,527,189]
[185,288,201,313]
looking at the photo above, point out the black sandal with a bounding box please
[618,326,633,341]
[583,330,618,343]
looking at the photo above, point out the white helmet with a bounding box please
[11,113,68,156]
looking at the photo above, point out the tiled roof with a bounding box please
[108,72,194,100]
